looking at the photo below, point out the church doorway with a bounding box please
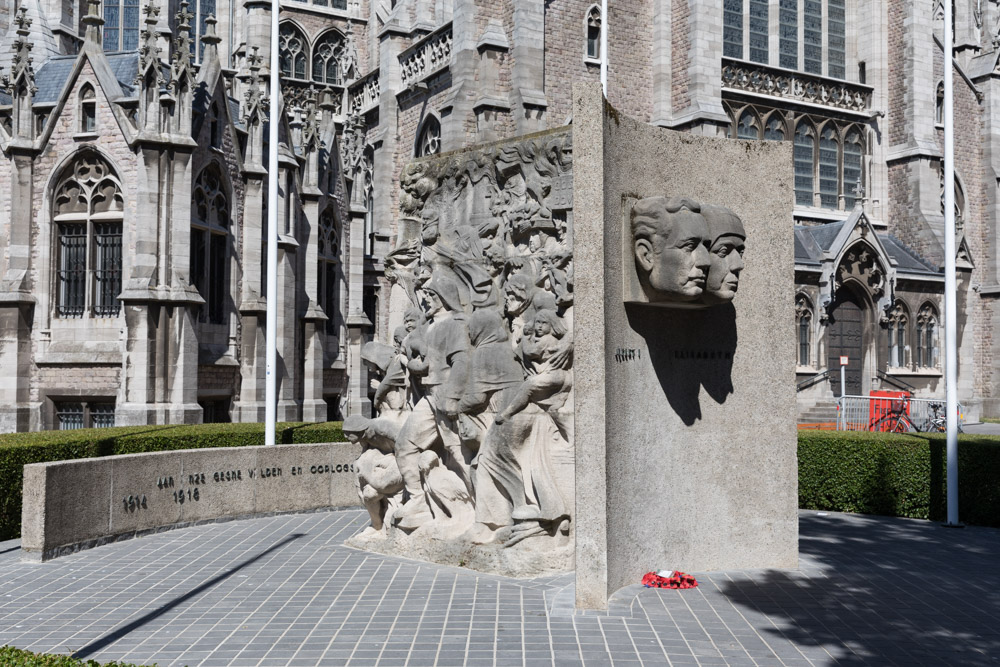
[827,289,864,397]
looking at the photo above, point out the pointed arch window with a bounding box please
[843,128,863,208]
[80,84,97,133]
[318,206,341,335]
[818,126,839,209]
[53,153,124,318]
[763,115,785,141]
[778,0,798,69]
[313,31,345,85]
[828,0,846,79]
[103,0,140,51]
[748,0,769,64]
[586,6,601,60]
[737,110,761,140]
[416,115,441,158]
[916,304,939,369]
[794,122,816,207]
[936,82,945,124]
[723,0,743,59]
[795,295,813,367]
[886,301,908,369]
[209,103,220,148]
[191,165,231,325]
[363,146,375,256]
[279,23,308,80]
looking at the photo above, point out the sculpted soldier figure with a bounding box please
[630,196,711,304]
[701,205,746,305]
[392,275,473,529]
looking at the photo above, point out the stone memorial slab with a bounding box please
[572,82,799,609]
[21,442,362,561]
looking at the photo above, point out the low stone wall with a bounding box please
[21,442,362,561]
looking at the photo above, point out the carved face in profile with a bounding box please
[503,274,532,317]
[701,205,746,304]
[630,197,711,303]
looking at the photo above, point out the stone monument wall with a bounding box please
[573,82,799,609]
[21,442,362,561]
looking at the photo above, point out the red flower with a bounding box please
[641,571,698,589]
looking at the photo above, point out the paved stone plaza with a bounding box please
[1,509,998,667]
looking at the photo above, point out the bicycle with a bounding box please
[921,402,964,433]
[869,398,921,433]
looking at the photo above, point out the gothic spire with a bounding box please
[135,2,164,86]
[242,47,268,127]
[81,0,103,45]
[170,0,195,94]
[5,7,37,98]
[302,86,321,154]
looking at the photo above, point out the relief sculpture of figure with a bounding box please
[344,415,404,537]
[392,275,473,530]
[700,205,746,305]
[630,196,711,304]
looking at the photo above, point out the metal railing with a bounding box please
[836,394,965,432]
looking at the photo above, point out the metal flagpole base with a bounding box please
[941,522,965,528]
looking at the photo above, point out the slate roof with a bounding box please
[794,221,940,277]
[227,96,245,131]
[32,52,141,105]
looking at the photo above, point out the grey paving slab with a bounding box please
[1,510,1000,666]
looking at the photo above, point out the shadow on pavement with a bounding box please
[72,533,306,660]
[718,514,1000,665]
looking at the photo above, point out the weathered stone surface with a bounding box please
[21,442,361,560]
[573,82,798,609]
[354,128,575,573]
[346,528,573,578]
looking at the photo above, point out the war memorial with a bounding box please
[22,86,798,611]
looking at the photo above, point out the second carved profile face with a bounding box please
[629,197,746,307]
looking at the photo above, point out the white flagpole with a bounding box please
[600,0,608,95]
[943,0,959,524]
[265,0,280,446]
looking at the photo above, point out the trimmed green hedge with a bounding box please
[0,421,344,542]
[0,646,152,666]
[798,430,1000,526]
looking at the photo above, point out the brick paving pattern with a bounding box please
[1,510,998,666]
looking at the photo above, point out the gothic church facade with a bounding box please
[0,0,998,430]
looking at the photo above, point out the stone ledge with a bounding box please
[21,442,362,561]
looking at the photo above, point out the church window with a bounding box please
[586,6,601,60]
[803,0,823,74]
[828,0,846,78]
[53,152,124,318]
[80,85,96,133]
[916,304,939,368]
[796,295,813,366]
[279,22,308,80]
[779,0,798,70]
[843,129,863,208]
[737,110,761,140]
[794,122,816,206]
[318,206,341,335]
[416,115,441,157]
[818,126,839,209]
[886,302,908,369]
[363,146,375,256]
[194,0,216,61]
[209,103,220,148]
[936,82,945,124]
[191,165,230,325]
[723,0,743,59]
[313,30,345,85]
[748,0,769,64]
[764,115,785,141]
[56,401,115,429]
[103,0,140,51]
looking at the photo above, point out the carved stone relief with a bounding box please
[349,130,574,574]
[623,196,746,307]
